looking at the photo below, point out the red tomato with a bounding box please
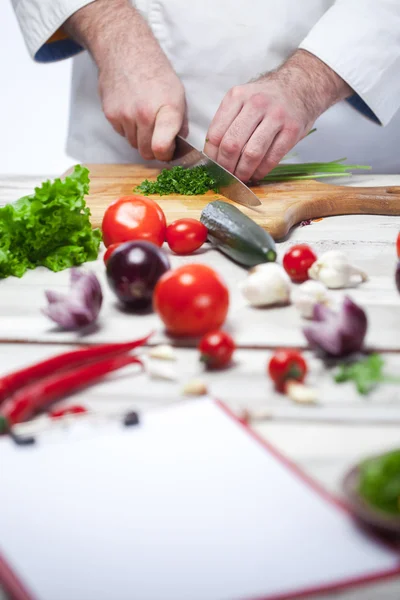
[103,243,123,264]
[154,264,229,337]
[166,218,208,255]
[268,350,308,393]
[283,244,317,283]
[102,195,166,248]
[397,232,400,258]
[198,330,235,369]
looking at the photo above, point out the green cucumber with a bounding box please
[200,201,277,268]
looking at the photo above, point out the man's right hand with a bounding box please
[64,0,187,162]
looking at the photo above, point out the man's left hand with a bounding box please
[204,50,351,182]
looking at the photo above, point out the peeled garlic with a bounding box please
[285,382,318,405]
[308,250,367,289]
[148,345,177,361]
[239,263,291,307]
[146,362,178,381]
[182,379,208,396]
[291,280,332,319]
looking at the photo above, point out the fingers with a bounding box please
[104,102,185,162]
[151,104,185,161]
[136,105,156,161]
[234,119,282,182]
[252,128,299,181]
[179,108,189,139]
[204,87,244,160]
[121,120,138,149]
[216,96,271,174]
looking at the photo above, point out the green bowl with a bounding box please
[342,456,400,537]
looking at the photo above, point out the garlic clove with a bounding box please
[286,381,318,404]
[245,407,273,422]
[182,379,208,396]
[148,345,177,361]
[146,361,178,381]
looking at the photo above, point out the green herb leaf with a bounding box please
[334,353,400,395]
[135,166,218,196]
[0,165,101,278]
[359,449,400,515]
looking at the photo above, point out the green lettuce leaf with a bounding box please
[0,165,101,278]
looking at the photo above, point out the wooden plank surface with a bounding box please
[1,174,400,600]
[0,173,399,349]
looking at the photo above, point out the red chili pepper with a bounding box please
[0,334,151,405]
[49,405,87,419]
[0,354,143,432]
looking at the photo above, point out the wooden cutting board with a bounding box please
[76,164,400,240]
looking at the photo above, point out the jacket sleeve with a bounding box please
[299,0,400,125]
[10,0,95,62]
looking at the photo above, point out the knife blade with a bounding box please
[170,136,261,208]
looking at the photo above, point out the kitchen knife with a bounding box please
[171,136,261,208]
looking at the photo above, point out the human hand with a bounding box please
[99,54,187,161]
[204,50,351,182]
[65,0,187,162]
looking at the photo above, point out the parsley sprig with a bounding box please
[135,166,218,196]
[334,353,400,395]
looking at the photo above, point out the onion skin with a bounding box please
[106,241,170,312]
[303,296,367,357]
[42,269,103,330]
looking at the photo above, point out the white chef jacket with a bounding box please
[11,0,400,172]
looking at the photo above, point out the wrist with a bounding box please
[64,0,159,70]
[274,49,352,119]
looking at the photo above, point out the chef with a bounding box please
[12,0,400,176]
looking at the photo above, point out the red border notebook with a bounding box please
[1,398,399,600]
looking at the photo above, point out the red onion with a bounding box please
[396,261,400,294]
[106,241,170,312]
[42,269,103,330]
[303,296,367,357]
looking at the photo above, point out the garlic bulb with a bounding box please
[240,263,291,307]
[308,250,367,289]
[291,280,331,319]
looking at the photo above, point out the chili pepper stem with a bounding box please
[0,415,9,435]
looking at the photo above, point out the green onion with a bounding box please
[263,159,370,183]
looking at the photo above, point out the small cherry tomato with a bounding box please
[283,244,317,283]
[103,243,123,264]
[154,264,229,337]
[268,349,308,393]
[102,195,166,248]
[198,330,235,369]
[397,232,400,258]
[166,218,208,255]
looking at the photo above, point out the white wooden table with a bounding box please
[1,174,400,600]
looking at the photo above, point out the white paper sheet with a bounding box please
[0,399,399,600]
